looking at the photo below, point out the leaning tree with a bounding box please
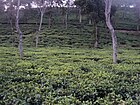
[104,0,117,64]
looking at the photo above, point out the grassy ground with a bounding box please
[0,46,140,104]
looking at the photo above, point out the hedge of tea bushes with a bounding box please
[0,47,140,104]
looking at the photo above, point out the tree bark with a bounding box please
[36,11,44,48]
[16,0,23,59]
[105,0,117,64]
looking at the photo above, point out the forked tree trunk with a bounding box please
[16,0,23,59]
[36,12,44,48]
[104,0,117,64]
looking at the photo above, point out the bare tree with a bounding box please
[104,0,117,64]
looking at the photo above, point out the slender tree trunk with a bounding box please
[79,8,82,23]
[122,7,126,20]
[48,14,51,29]
[89,19,92,25]
[137,6,140,31]
[94,25,98,48]
[105,0,117,64]
[63,15,65,24]
[9,19,14,46]
[61,7,65,24]
[9,19,13,33]
[36,12,44,48]
[65,12,68,29]
[75,7,79,20]
[137,25,139,31]
[48,7,52,29]
[16,0,23,59]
